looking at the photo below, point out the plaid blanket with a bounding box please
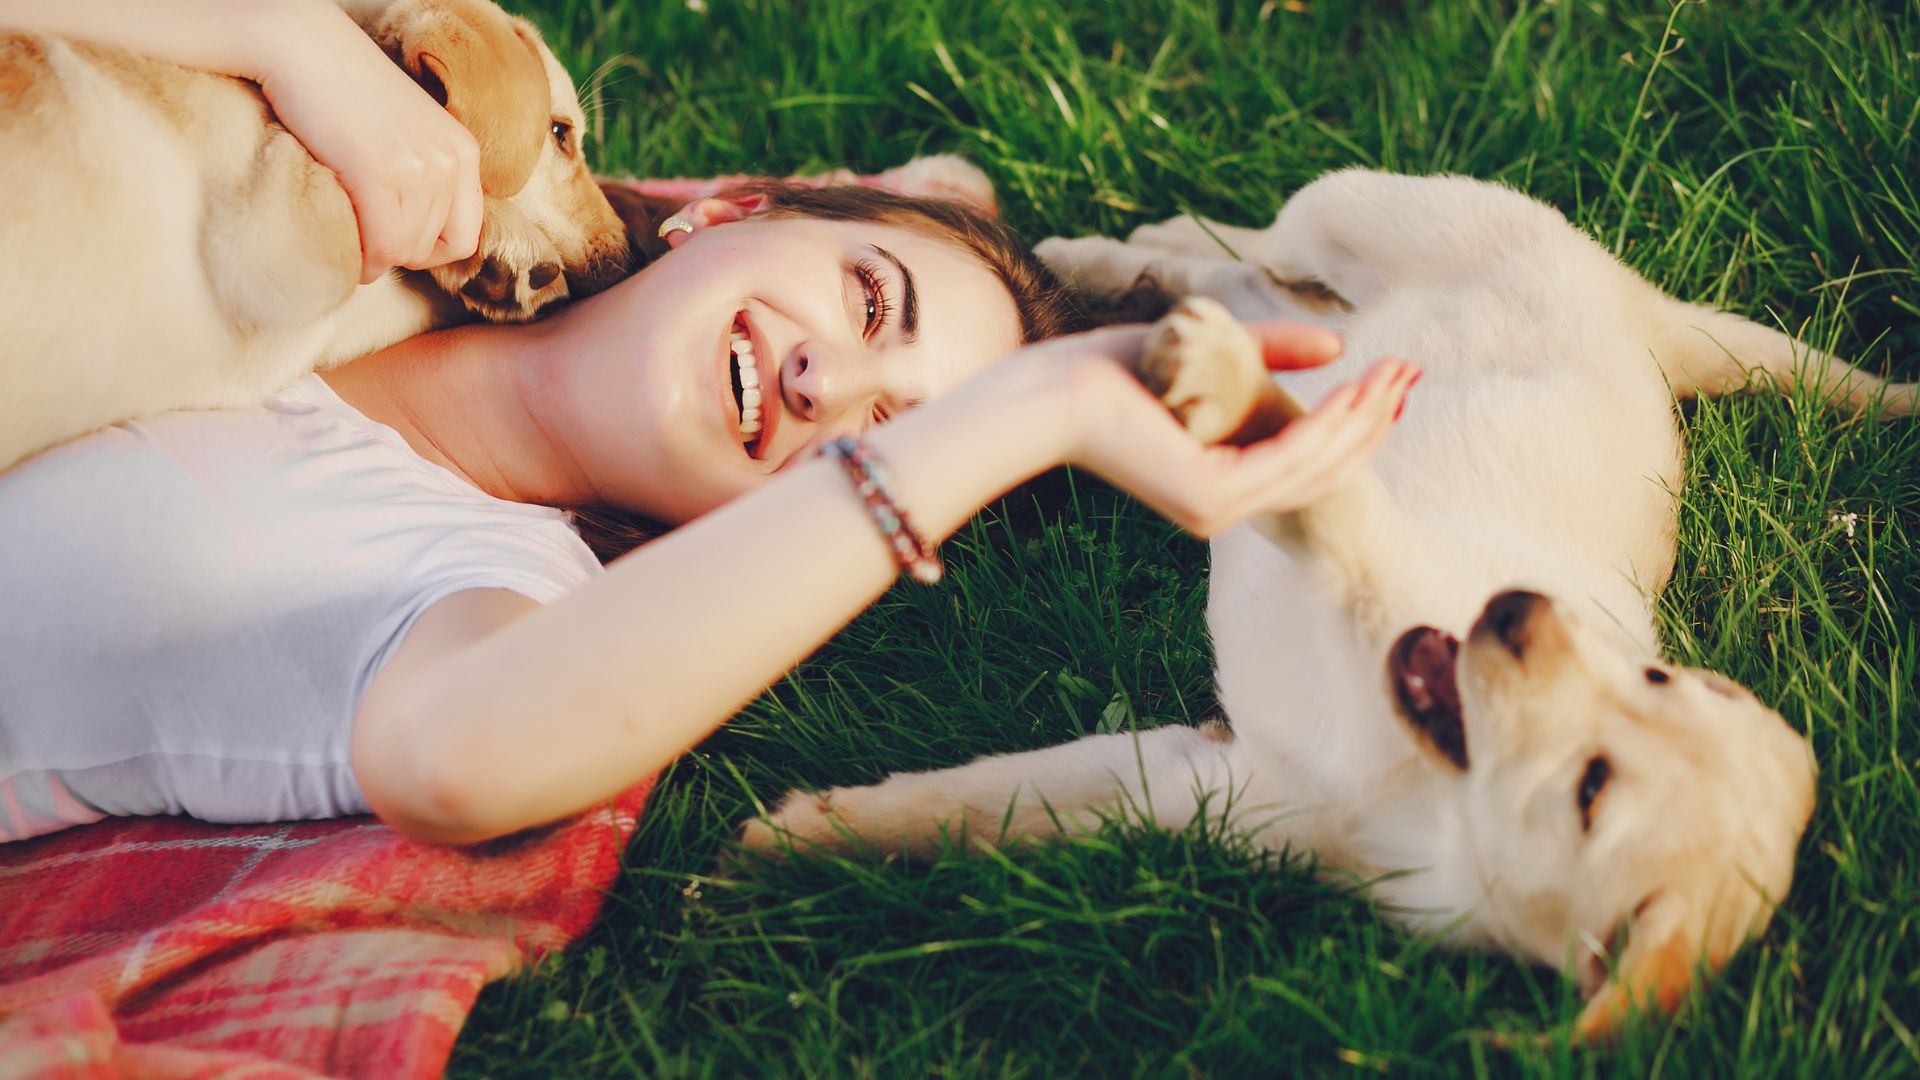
[0,782,651,1079]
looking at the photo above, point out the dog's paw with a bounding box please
[1138,296,1302,444]
[737,789,846,856]
[428,198,569,323]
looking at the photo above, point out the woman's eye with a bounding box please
[853,259,892,340]
[1645,667,1670,685]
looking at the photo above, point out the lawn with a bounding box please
[451,0,1920,1074]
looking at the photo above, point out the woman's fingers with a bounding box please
[431,155,486,267]
[257,8,485,285]
[1222,360,1416,514]
[1247,320,1345,371]
[1159,359,1414,535]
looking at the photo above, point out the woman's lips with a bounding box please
[736,310,778,461]
[717,309,780,462]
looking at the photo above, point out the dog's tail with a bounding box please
[1649,300,1915,419]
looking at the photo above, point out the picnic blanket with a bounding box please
[0,781,651,1079]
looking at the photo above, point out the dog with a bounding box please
[0,0,633,470]
[739,169,1916,1040]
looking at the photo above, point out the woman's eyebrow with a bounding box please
[870,244,919,343]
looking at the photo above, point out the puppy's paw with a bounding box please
[429,198,569,323]
[1139,296,1301,444]
[1033,235,1151,296]
[871,154,997,214]
[737,789,849,857]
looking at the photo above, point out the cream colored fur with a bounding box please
[742,170,1917,1039]
[0,0,630,471]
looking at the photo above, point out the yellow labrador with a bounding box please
[0,0,631,470]
[742,170,1916,1040]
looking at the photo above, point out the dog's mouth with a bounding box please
[1389,626,1467,769]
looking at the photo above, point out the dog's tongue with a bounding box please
[1395,627,1460,715]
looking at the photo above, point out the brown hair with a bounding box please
[571,179,1088,563]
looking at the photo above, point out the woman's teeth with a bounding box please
[732,330,762,441]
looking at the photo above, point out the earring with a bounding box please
[657,215,695,240]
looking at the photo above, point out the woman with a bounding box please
[0,0,1418,845]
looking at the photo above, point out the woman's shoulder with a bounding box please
[0,378,603,607]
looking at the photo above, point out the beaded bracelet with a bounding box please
[819,436,944,585]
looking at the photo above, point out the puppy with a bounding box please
[0,0,632,470]
[740,170,1917,1040]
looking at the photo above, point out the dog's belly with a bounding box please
[1208,281,1686,803]
[1279,284,1685,613]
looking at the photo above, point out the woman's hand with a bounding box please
[1034,322,1415,538]
[251,1,483,283]
[0,0,484,284]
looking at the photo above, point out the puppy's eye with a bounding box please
[1644,667,1670,685]
[1577,755,1612,831]
[550,120,574,155]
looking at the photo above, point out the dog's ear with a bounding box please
[1572,892,1710,1043]
[594,179,679,265]
[374,0,550,197]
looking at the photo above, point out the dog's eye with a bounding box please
[1644,667,1669,685]
[550,120,574,155]
[1576,755,1612,831]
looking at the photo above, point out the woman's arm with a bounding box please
[0,0,480,281]
[352,328,1416,843]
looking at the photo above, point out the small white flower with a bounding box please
[1829,511,1859,539]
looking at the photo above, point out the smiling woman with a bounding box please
[0,2,1416,847]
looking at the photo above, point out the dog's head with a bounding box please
[1387,590,1816,1041]
[372,0,635,319]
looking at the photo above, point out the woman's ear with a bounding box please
[663,194,772,248]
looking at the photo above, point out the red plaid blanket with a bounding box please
[0,781,651,1079]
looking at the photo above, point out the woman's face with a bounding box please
[545,214,1023,523]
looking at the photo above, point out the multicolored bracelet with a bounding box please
[819,436,944,585]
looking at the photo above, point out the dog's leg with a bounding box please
[1651,299,1916,419]
[199,122,363,338]
[1126,213,1275,261]
[1035,235,1328,324]
[738,723,1243,860]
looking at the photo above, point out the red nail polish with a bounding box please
[1394,396,1407,422]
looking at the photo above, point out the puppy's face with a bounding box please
[498,21,632,299]
[1388,591,1816,1040]
[379,0,633,318]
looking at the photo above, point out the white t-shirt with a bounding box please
[0,375,604,841]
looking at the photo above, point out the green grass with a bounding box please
[451,0,1920,1074]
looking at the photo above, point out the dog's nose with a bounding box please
[1481,589,1548,658]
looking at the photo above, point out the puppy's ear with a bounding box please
[594,179,680,264]
[1572,892,1709,1043]
[374,0,549,196]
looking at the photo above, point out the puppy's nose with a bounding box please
[1482,589,1548,658]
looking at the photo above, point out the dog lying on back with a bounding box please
[0,0,632,470]
[741,170,1916,1039]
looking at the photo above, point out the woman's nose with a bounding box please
[781,341,881,424]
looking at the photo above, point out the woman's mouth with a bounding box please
[726,311,770,459]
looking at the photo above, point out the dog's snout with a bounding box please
[1479,589,1548,658]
